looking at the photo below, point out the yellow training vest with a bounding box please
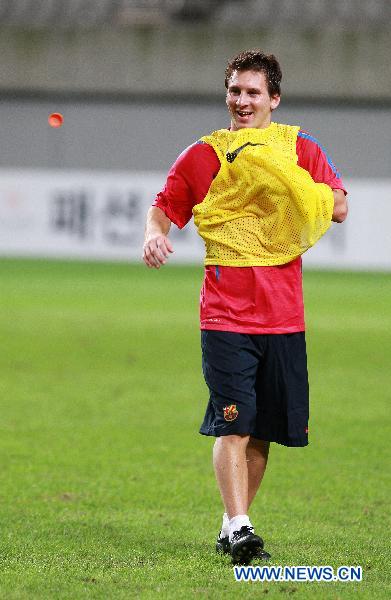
[192,123,334,266]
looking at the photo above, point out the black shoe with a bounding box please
[254,547,272,561]
[216,531,230,554]
[230,526,264,565]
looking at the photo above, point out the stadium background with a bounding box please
[0,2,390,599]
[0,0,390,267]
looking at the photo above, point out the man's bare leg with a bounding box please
[213,436,270,517]
[246,438,270,510]
[213,434,250,518]
[214,433,267,564]
[214,434,271,564]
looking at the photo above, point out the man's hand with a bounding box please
[142,206,174,269]
[143,234,174,269]
[332,189,348,223]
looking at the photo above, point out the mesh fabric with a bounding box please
[193,123,334,266]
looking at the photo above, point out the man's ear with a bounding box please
[271,95,281,110]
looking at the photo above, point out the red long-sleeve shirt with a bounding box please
[154,130,346,333]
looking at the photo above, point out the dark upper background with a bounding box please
[0,0,390,178]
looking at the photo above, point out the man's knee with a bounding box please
[214,434,250,450]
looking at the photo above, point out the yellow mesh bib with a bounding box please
[192,123,334,266]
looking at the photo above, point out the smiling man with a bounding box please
[227,68,280,129]
[143,50,348,565]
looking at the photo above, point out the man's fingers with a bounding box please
[143,245,159,268]
[142,235,174,269]
[143,254,157,269]
[143,235,174,268]
[164,238,174,253]
[154,241,168,262]
[156,237,175,258]
[142,254,153,268]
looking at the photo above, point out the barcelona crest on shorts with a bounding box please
[223,404,238,422]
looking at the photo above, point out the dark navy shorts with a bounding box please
[199,330,309,447]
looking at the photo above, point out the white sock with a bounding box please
[220,512,230,538]
[229,514,253,542]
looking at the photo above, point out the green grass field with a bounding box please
[0,259,389,599]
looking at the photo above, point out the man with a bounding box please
[143,49,347,565]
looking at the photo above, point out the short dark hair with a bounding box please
[225,49,282,97]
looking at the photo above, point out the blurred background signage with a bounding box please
[0,170,389,269]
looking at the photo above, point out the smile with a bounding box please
[237,111,252,116]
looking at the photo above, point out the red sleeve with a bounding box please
[153,141,220,229]
[296,131,347,194]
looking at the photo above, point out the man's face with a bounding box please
[226,69,280,131]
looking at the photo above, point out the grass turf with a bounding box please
[0,259,389,599]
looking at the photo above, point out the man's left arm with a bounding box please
[297,131,348,223]
[331,188,348,223]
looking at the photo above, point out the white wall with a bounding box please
[1,99,389,179]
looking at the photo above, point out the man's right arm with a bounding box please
[142,141,220,269]
[143,206,174,269]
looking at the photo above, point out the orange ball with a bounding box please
[48,112,64,128]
